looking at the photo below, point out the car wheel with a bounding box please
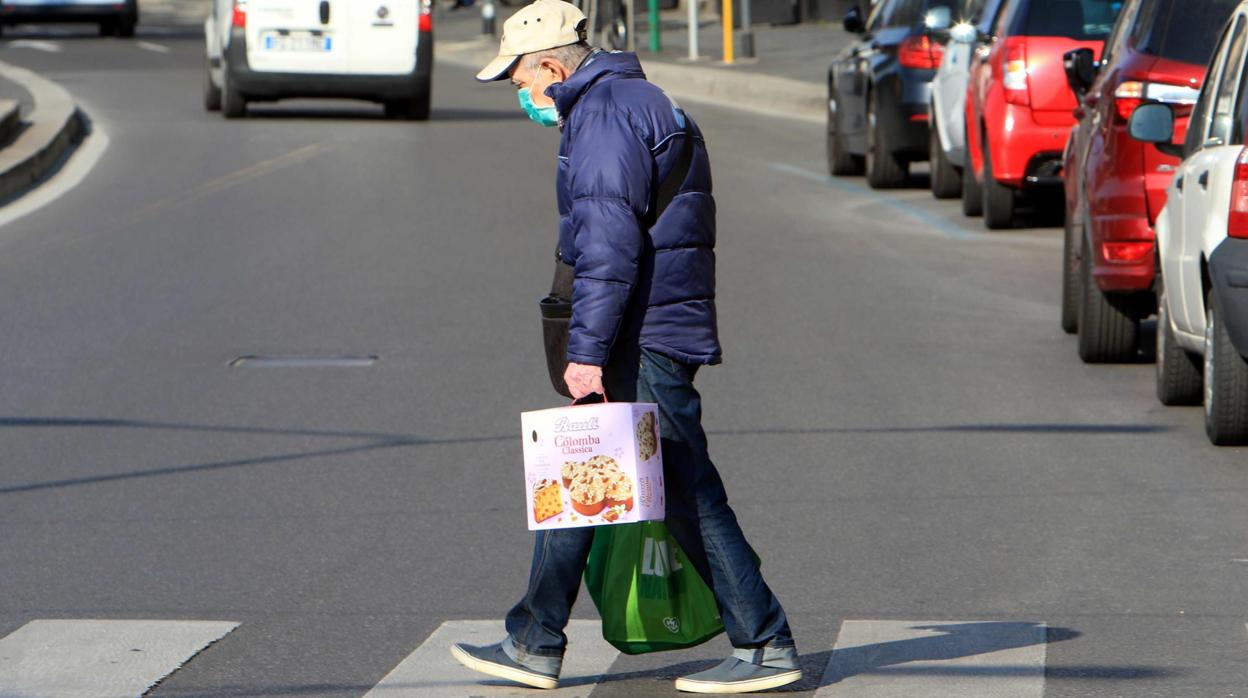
[221,66,247,119]
[203,61,223,112]
[827,91,864,176]
[1061,214,1080,334]
[117,18,136,38]
[99,21,117,37]
[384,86,431,121]
[981,138,1015,229]
[1156,286,1202,406]
[1203,296,1248,444]
[929,112,961,199]
[1077,234,1139,363]
[961,126,983,217]
[865,94,907,189]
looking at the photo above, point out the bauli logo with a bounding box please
[554,416,599,433]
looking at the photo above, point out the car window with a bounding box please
[889,0,924,24]
[1131,0,1240,66]
[1211,16,1248,145]
[1012,0,1124,39]
[961,0,986,17]
[1098,0,1140,66]
[866,0,895,30]
[1186,15,1239,153]
[995,0,1022,35]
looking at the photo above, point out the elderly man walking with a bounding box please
[450,0,801,693]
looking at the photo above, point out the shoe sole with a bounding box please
[449,643,559,690]
[674,668,802,694]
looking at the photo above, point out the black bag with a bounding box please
[540,122,694,398]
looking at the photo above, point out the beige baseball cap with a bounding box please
[475,0,588,82]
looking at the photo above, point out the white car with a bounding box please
[1130,1,1248,445]
[0,0,138,37]
[203,0,433,120]
[927,0,1005,199]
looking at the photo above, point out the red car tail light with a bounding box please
[899,35,944,70]
[419,0,433,32]
[1001,38,1029,106]
[231,0,246,28]
[1102,242,1154,262]
[1230,148,1248,239]
[1114,80,1200,122]
[1114,81,1144,122]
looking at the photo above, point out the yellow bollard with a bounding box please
[721,0,734,64]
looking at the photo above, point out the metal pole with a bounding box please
[626,0,636,51]
[648,0,660,52]
[721,0,733,63]
[688,0,699,60]
[587,0,599,46]
[482,0,496,35]
[736,0,754,58]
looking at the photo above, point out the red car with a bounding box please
[1061,0,1237,362]
[963,0,1123,229]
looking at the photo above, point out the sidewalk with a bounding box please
[435,7,855,122]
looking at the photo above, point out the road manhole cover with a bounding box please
[229,355,379,368]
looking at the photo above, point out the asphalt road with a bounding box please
[0,24,1245,698]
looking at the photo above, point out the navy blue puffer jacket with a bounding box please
[551,51,721,367]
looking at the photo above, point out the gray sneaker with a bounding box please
[674,656,803,694]
[450,641,560,690]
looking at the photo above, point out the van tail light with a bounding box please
[419,0,433,32]
[1229,148,1248,239]
[231,0,246,28]
[1102,242,1153,262]
[1115,80,1201,122]
[1001,38,1029,106]
[898,35,944,70]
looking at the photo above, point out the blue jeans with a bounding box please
[503,348,795,673]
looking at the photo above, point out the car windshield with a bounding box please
[1136,0,1239,65]
[1020,0,1124,39]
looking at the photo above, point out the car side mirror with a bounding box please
[1063,48,1098,99]
[843,5,865,34]
[1128,103,1184,158]
[924,6,953,31]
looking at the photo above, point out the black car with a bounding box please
[828,0,957,188]
[0,0,138,37]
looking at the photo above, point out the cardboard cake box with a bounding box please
[520,402,664,530]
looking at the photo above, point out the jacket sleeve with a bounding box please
[565,107,654,366]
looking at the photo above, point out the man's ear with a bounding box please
[539,56,571,82]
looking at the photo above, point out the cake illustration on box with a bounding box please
[636,412,658,461]
[533,479,563,523]
[561,455,635,519]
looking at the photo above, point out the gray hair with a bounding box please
[521,41,593,73]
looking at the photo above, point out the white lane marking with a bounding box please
[816,620,1046,697]
[363,620,618,696]
[0,105,108,230]
[136,41,172,54]
[7,40,61,53]
[0,619,238,697]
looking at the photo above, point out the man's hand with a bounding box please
[564,363,605,400]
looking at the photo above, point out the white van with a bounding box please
[203,0,433,120]
[0,0,138,37]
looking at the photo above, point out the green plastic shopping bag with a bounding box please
[583,520,725,654]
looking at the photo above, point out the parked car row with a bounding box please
[828,0,1248,445]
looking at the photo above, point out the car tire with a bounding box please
[1077,235,1139,363]
[203,61,223,112]
[117,18,136,38]
[827,91,864,176]
[961,127,984,217]
[981,138,1015,229]
[221,66,247,119]
[384,89,431,121]
[99,21,117,37]
[929,113,961,199]
[1204,295,1248,444]
[1156,287,1202,406]
[1061,214,1080,334]
[865,94,907,189]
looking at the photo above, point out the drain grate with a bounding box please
[229,355,379,368]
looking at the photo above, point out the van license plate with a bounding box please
[261,32,332,52]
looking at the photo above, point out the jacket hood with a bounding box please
[549,51,647,118]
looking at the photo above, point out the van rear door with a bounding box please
[346,0,419,74]
[245,0,349,75]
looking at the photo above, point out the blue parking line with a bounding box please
[769,162,977,241]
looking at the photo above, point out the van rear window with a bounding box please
[1019,0,1124,40]
[1133,0,1238,66]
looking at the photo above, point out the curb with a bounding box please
[0,61,85,204]
[435,39,824,124]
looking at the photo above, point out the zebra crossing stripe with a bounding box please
[815,620,1047,697]
[0,619,238,697]
[363,620,619,697]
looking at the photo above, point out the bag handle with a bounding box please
[572,391,609,406]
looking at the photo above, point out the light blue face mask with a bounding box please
[518,85,559,128]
